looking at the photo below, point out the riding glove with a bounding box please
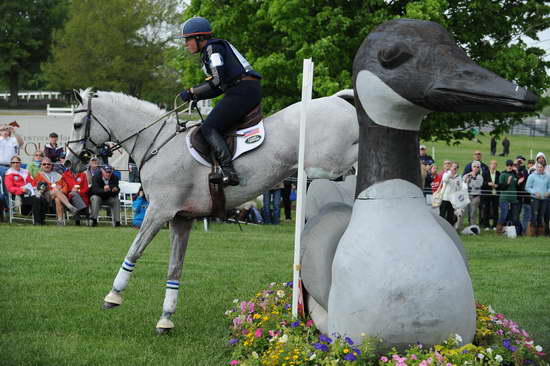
[179,89,193,102]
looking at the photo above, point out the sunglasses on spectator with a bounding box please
[10,161,20,164]
[42,163,52,166]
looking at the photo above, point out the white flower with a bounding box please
[270,282,276,286]
[278,334,288,343]
[232,299,239,304]
[525,340,534,346]
[477,353,485,360]
[224,310,232,315]
[276,290,285,298]
[486,348,493,354]
[488,305,495,314]
[360,332,366,337]
[495,355,503,363]
[535,345,543,352]
[309,353,317,360]
[454,334,463,343]
[252,351,259,359]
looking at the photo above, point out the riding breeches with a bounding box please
[200,80,261,136]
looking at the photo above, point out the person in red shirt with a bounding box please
[430,165,442,193]
[61,168,89,225]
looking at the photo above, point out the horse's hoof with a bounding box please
[156,327,172,335]
[102,301,120,310]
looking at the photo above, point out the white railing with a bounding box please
[47,104,75,116]
[0,91,63,100]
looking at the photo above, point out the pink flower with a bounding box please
[434,352,444,362]
[255,328,263,338]
[380,356,389,362]
[521,329,529,337]
[495,313,505,320]
[248,302,255,313]
[446,363,452,366]
[427,357,433,364]
[233,317,243,328]
[419,361,428,366]
[306,320,314,327]
[496,329,504,336]
[411,355,417,360]
[240,302,247,313]
[242,329,249,335]
[229,361,239,365]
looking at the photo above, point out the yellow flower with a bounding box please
[263,316,269,321]
[343,349,350,353]
[253,314,261,319]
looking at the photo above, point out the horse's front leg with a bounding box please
[102,208,167,309]
[156,216,193,334]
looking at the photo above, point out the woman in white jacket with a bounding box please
[439,162,462,225]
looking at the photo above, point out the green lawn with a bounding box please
[1,221,548,365]
[422,134,549,170]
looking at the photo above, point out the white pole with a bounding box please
[432,146,436,160]
[530,149,533,159]
[292,58,313,319]
[203,218,208,232]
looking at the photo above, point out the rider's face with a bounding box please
[184,38,199,54]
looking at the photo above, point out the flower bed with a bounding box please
[225,282,547,366]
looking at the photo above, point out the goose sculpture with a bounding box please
[300,19,538,349]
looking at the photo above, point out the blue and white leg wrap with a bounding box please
[113,260,135,292]
[163,281,180,314]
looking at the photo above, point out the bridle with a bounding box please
[66,93,192,169]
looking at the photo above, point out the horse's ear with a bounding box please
[73,89,83,105]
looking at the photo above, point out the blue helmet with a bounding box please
[181,17,212,38]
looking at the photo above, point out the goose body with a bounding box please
[300,19,538,348]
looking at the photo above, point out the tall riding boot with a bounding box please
[495,223,504,235]
[202,129,240,186]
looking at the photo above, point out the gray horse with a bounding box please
[66,88,358,333]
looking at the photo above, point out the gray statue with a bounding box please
[301,18,538,350]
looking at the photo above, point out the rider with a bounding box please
[179,16,261,186]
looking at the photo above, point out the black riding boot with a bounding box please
[202,129,240,186]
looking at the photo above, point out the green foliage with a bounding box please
[43,0,182,105]
[0,0,68,101]
[177,0,550,142]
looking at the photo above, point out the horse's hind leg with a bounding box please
[103,209,166,309]
[156,216,193,334]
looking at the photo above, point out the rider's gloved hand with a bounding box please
[179,89,193,102]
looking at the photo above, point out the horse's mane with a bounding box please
[81,87,164,116]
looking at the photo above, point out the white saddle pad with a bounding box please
[186,121,265,167]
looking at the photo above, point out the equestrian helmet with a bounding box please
[181,17,212,38]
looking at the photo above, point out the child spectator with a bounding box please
[132,187,148,228]
[28,151,44,178]
[440,162,461,226]
[44,132,65,163]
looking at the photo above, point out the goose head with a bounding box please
[353,18,539,132]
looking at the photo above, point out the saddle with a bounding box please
[190,105,263,164]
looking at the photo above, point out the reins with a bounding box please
[67,94,195,170]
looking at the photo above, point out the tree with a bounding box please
[0,0,68,107]
[43,0,182,105]
[177,0,550,142]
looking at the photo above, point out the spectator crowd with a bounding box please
[422,145,550,237]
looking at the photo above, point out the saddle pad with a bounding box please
[186,121,265,167]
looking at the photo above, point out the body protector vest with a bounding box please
[192,39,262,100]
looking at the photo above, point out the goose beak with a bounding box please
[426,61,539,113]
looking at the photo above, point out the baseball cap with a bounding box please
[515,155,526,161]
[419,145,426,149]
[49,132,58,138]
[505,159,514,166]
[103,165,113,172]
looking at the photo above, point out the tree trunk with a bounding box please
[9,67,19,108]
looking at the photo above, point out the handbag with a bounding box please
[450,187,470,209]
[431,183,445,208]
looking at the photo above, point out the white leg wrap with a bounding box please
[163,286,179,314]
[113,260,135,292]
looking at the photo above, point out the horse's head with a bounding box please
[66,89,113,172]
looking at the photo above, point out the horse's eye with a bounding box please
[74,122,83,129]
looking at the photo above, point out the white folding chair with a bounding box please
[118,181,141,225]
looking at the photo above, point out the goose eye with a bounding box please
[378,42,413,69]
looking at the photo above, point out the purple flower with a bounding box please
[352,348,362,356]
[503,339,517,352]
[344,353,358,361]
[319,334,333,344]
[284,303,291,310]
[228,338,239,345]
[345,337,354,345]
[285,281,293,288]
[291,321,300,328]
[313,342,329,352]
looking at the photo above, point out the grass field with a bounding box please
[1,221,549,366]
[423,134,549,170]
